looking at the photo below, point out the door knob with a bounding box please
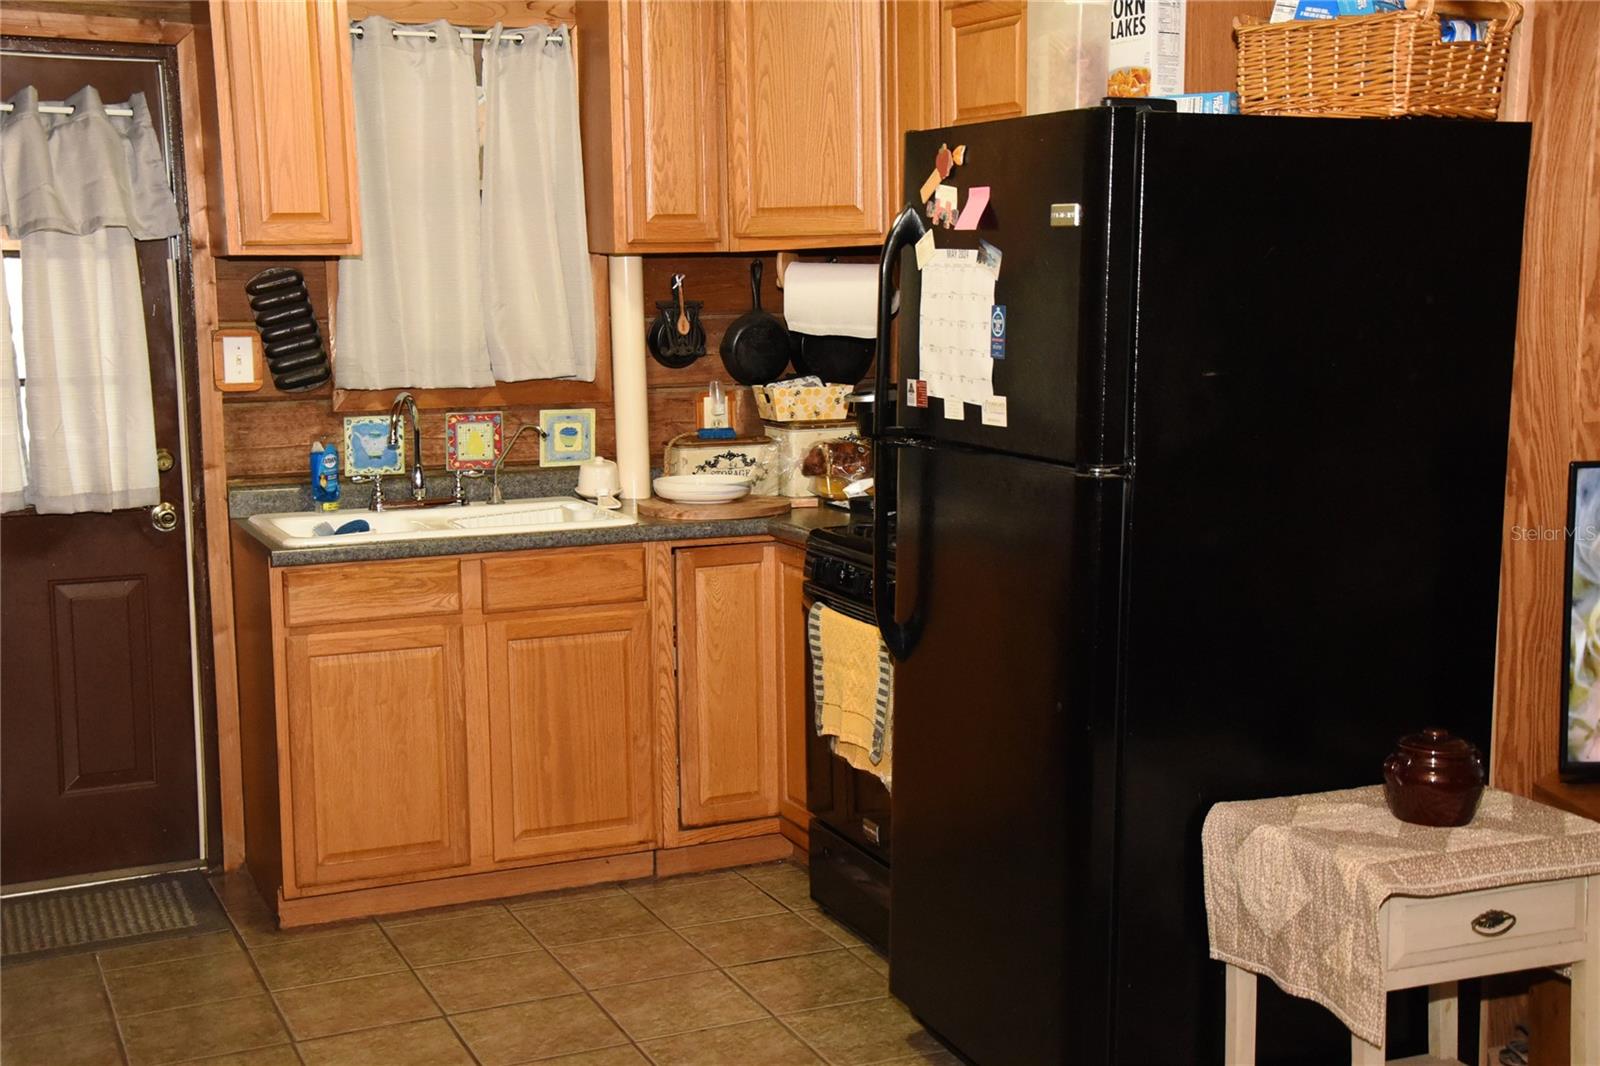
[156,447,175,472]
[150,502,178,533]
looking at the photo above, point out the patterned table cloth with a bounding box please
[1202,785,1600,1045]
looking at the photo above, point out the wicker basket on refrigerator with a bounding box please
[1233,0,1522,119]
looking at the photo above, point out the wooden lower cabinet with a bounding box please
[234,536,803,923]
[675,545,781,827]
[486,606,655,861]
[283,621,472,889]
[775,546,811,838]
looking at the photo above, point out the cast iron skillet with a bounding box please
[719,260,790,385]
[790,331,874,385]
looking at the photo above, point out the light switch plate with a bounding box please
[222,335,255,384]
[212,328,263,392]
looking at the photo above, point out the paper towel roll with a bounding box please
[781,262,878,339]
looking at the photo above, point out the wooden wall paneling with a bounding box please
[939,1,1027,126]
[724,0,886,249]
[0,6,193,42]
[1492,0,1600,799]
[346,1,576,20]
[1184,0,1272,93]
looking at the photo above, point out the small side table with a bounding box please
[1203,786,1600,1065]
[1224,875,1599,1063]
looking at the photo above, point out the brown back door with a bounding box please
[1,45,201,886]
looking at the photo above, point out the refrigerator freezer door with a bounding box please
[887,440,1122,1065]
[894,108,1138,467]
[1112,113,1531,1064]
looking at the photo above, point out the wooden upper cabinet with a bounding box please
[283,621,471,890]
[725,0,886,249]
[207,0,361,255]
[941,1,1027,126]
[675,544,780,826]
[485,605,655,861]
[580,0,725,253]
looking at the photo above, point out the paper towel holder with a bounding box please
[774,252,797,289]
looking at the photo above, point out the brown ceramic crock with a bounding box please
[1382,727,1486,827]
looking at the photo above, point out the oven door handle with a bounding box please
[803,580,877,625]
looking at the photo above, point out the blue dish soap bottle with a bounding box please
[310,441,340,512]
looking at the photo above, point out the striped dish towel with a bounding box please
[807,601,893,788]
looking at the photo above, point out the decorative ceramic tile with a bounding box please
[342,416,405,476]
[538,407,595,466]
[445,411,503,471]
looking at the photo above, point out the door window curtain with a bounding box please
[481,24,596,382]
[336,17,493,389]
[0,282,25,512]
[0,86,179,514]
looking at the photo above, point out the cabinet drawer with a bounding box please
[482,547,646,612]
[283,559,462,627]
[1385,879,1588,973]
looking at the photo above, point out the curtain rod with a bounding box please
[349,24,566,45]
[0,102,134,117]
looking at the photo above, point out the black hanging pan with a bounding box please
[719,260,790,386]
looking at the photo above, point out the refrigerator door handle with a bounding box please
[874,206,929,658]
[873,205,929,441]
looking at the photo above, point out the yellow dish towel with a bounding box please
[808,602,892,789]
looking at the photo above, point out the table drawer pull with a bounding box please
[1470,909,1517,937]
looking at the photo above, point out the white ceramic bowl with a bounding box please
[653,475,752,503]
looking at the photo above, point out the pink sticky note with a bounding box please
[954,186,990,230]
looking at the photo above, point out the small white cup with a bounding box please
[577,457,622,509]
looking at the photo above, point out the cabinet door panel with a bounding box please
[212,0,361,253]
[676,545,779,826]
[487,606,654,860]
[777,547,810,830]
[622,0,725,247]
[285,622,470,888]
[725,0,885,246]
[941,1,1027,125]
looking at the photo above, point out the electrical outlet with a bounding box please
[222,334,256,385]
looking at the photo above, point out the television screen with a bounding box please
[1562,461,1600,781]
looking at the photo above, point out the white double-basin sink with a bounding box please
[247,496,636,550]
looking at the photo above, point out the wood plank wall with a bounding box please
[1492,0,1600,798]
[217,253,863,480]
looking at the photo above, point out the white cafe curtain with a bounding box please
[336,17,493,389]
[0,86,179,514]
[481,24,596,382]
[0,281,25,512]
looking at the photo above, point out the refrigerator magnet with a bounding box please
[914,229,936,270]
[978,239,1003,278]
[929,184,958,229]
[943,396,965,421]
[982,396,1008,428]
[904,379,928,408]
[990,305,1007,359]
[954,186,990,230]
[918,167,942,204]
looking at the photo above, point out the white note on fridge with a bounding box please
[918,248,997,406]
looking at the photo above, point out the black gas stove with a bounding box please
[801,498,893,952]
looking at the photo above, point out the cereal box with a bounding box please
[1107,0,1186,99]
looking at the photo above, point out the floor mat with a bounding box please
[1,871,228,960]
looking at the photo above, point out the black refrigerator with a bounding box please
[871,106,1529,1065]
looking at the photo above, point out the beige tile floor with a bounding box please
[0,862,958,1066]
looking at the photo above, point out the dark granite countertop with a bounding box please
[229,470,850,567]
